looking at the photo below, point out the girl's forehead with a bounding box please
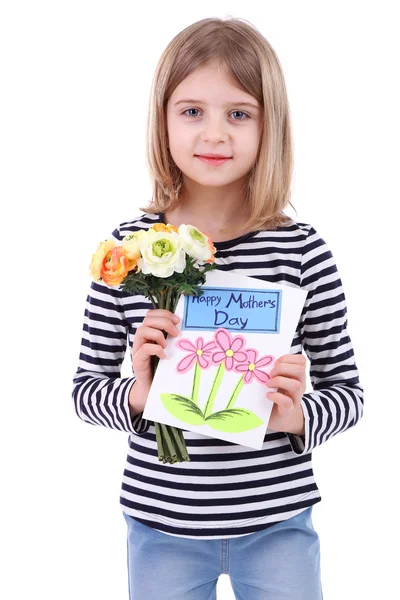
[174,64,236,90]
[168,68,258,107]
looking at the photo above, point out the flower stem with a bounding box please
[155,422,190,464]
[148,293,158,309]
[191,361,201,405]
[166,285,173,309]
[150,285,191,464]
[225,377,245,410]
[203,362,225,419]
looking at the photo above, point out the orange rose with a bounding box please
[152,223,179,234]
[204,232,216,263]
[89,239,116,281]
[101,246,136,286]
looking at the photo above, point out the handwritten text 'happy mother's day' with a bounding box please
[183,287,282,334]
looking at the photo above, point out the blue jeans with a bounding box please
[122,506,323,599]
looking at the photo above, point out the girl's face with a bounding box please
[166,61,263,191]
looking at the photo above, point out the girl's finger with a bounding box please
[134,343,167,366]
[270,363,305,378]
[274,354,306,366]
[145,308,180,321]
[266,390,293,410]
[274,354,307,366]
[140,317,179,337]
[267,375,302,394]
[136,326,168,347]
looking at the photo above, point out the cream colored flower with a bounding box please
[121,229,148,260]
[138,228,186,277]
[178,224,215,264]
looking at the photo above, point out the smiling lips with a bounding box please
[196,154,232,166]
[196,153,232,158]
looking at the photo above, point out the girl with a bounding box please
[72,17,364,600]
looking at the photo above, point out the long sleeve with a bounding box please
[71,226,151,436]
[286,226,364,455]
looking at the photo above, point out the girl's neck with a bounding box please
[164,190,250,242]
[162,207,253,243]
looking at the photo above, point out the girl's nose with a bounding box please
[200,118,229,143]
[200,130,229,144]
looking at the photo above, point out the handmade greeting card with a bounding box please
[143,269,308,450]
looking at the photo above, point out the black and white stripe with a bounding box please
[72,212,364,539]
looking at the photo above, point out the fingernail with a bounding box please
[173,315,180,322]
[173,326,179,333]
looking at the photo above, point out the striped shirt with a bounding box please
[72,211,364,539]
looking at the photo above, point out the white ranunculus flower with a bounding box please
[138,229,186,277]
[178,224,213,264]
[121,229,148,260]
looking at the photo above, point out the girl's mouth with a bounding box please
[196,156,232,166]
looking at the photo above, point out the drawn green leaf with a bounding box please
[160,394,205,425]
[204,409,264,433]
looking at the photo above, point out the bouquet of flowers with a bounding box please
[89,221,218,464]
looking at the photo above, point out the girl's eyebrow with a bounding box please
[174,99,260,110]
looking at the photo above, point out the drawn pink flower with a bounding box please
[233,348,274,384]
[175,336,217,374]
[211,328,248,371]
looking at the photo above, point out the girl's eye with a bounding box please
[181,108,250,121]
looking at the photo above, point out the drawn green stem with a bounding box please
[225,377,245,410]
[191,361,201,405]
[203,362,225,418]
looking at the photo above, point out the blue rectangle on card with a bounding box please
[183,286,282,333]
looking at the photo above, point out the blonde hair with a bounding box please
[140,17,296,234]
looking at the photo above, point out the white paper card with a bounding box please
[143,269,307,450]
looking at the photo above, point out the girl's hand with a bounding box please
[266,354,307,436]
[132,309,180,387]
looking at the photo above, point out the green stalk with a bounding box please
[191,361,201,406]
[166,285,173,309]
[155,423,190,464]
[150,285,191,464]
[203,362,225,419]
[147,293,158,309]
[225,377,245,410]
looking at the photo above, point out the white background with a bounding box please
[1,1,398,599]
